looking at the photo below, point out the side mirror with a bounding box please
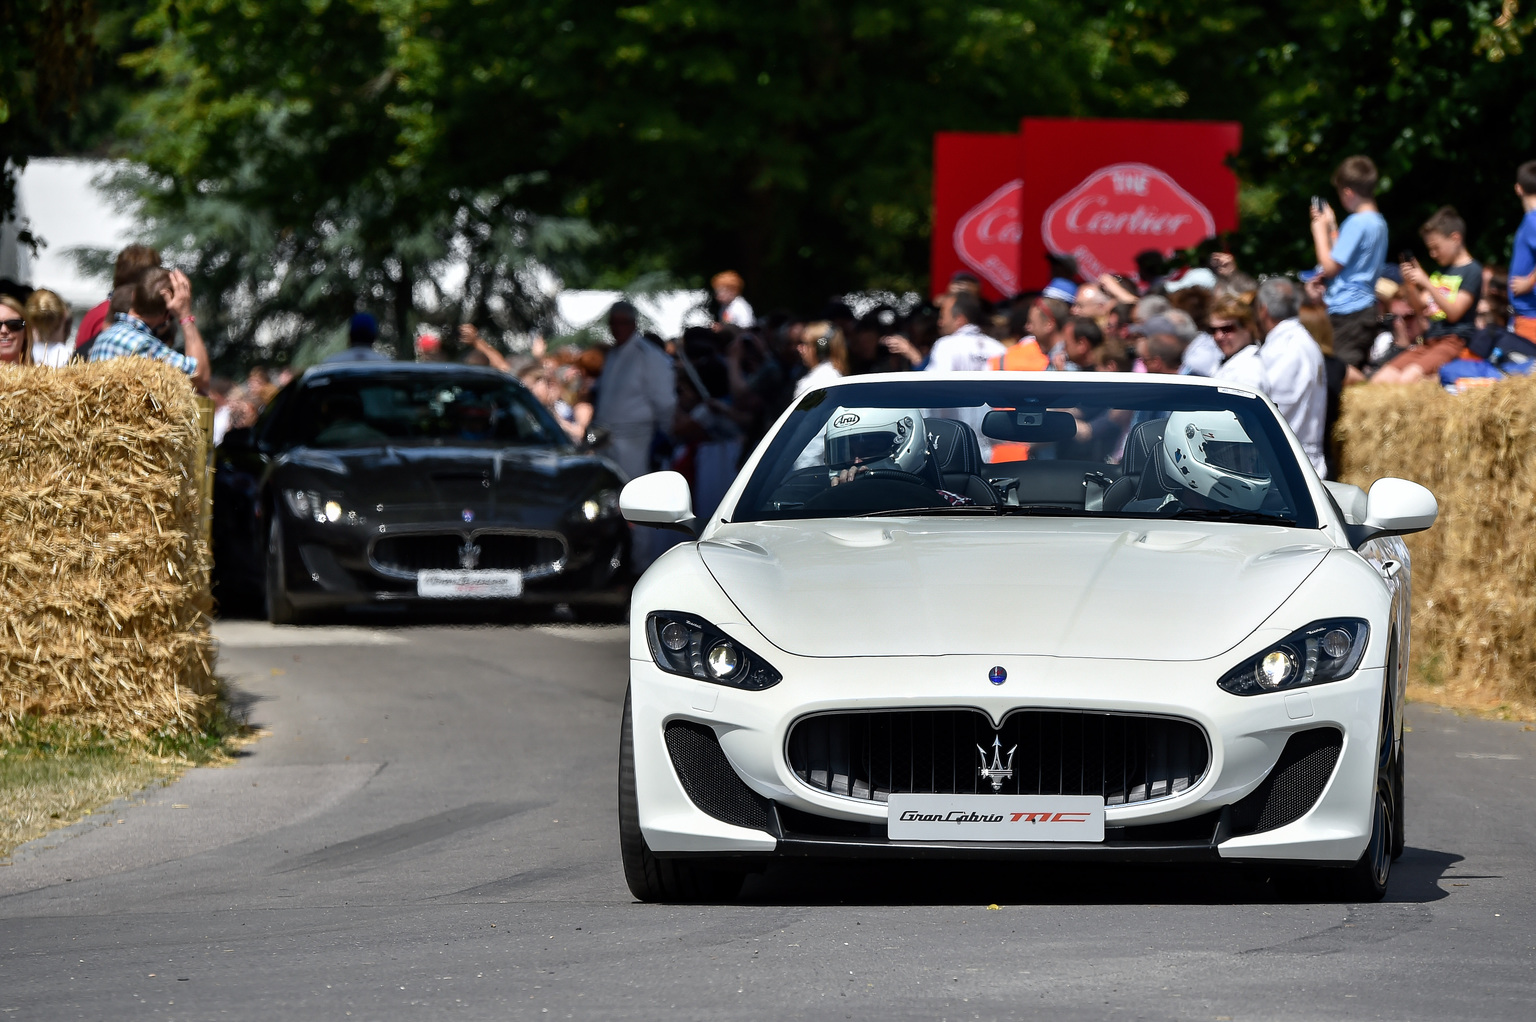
[620,471,699,535]
[1346,477,1438,548]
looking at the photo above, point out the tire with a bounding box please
[1391,741,1406,861]
[617,688,745,903]
[1334,693,1397,902]
[264,518,306,625]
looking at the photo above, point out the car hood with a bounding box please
[697,518,1330,661]
[276,444,611,508]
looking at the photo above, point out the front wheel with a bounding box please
[264,517,307,625]
[617,688,745,903]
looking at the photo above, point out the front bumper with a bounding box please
[276,508,631,608]
[629,652,1385,866]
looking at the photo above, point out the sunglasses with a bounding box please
[0,318,24,333]
[1209,323,1242,335]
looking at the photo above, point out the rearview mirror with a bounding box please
[982,409,1078,444]
[1346,477,1438,547]
[620,471,700,535]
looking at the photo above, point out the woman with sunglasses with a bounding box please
[1208,296,1269,395]
[0,294,32,365]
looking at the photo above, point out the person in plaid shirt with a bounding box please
[90,266,211,392]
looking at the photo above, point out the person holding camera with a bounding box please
[1309,155,1389,371]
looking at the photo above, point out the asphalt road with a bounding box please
[2,617,1534,1021]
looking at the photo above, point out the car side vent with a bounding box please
[663,721,772,833]
[1229,727,1344,835]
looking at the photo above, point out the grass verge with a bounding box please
[0,690,255,861]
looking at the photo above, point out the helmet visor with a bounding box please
[826,430,902,470]
[1202,440,1268,479]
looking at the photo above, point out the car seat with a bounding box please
[1102,417,1168,511]
[926,418,1000,503]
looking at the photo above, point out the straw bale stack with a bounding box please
[1336,376,1536,713]
[0,359,215,735]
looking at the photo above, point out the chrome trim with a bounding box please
[367,528,569,581]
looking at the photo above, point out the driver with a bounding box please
[823,406,974,505]
[1155,410,1272,511]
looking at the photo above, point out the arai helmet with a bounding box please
[824,407,929,475]
[1160,410,1272,511]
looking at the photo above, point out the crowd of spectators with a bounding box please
[5,154,1533,494]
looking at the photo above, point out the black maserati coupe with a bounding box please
[211,362,632,622]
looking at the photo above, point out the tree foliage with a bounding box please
[15,1,1536,362]
[1094,1,1536,269]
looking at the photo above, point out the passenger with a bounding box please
[823,407,974,506]
[1127,410,1272,514]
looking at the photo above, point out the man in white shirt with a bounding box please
[924,292,1005,373]
[593,301,677,482]
[1255,277,1328,476]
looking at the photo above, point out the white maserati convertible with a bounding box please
[616,373,1437,902]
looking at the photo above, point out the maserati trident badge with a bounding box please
[978,735,1017,792]
[988,666,1007,685]
[458,541,481,570]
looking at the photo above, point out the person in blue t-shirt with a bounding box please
[1310,155,1388,371]
[1509,160,1536,343]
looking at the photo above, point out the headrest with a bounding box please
[1122,417,1168,476]
[926,418,984,476]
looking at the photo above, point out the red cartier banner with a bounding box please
[931,119,1240,298]
[931,132,1023,301]
[1019,117,1240,292]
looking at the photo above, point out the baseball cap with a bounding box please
[1041,277,1078,303]
[1165,268,1217,292]
[1127,315,1180,337]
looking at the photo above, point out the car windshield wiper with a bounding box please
[859,504,1006,517]
[1166,507,1297,526]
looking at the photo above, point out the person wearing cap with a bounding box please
[593,300,676,482]
[323,313,390,362]
[1128,311,1212,377]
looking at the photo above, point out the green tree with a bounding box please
[1093,1,1536,269]
[119,0,1116,348]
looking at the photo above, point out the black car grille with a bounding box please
[371,532,566,576]
[1229,726,1343,835]
[787,709,1209,806]
[664,720,772,832]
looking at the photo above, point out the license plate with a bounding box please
[886,794,1105,842]
[416,569,524,599]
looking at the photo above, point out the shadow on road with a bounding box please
[736,845,1461,906]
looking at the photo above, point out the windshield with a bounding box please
[285,372,563,449]
[732,379,1318,528]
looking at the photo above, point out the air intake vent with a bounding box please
[663,721,772,832]
[1229,726,1344,835]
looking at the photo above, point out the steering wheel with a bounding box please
[843,468,931,487]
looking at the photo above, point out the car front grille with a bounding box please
[370,531,567,578]
[787,709,1209,806]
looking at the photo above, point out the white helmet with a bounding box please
[824,407,928,475]
[1160,410,1271,511]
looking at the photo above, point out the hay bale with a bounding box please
[0,360,215,735]
[1336,376,1536,714]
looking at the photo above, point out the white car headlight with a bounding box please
[282,489,352,524]
[579,488,621,522]
[1218,618,1370,696]
[645,612,781,690]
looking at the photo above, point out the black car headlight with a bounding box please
[282,488,362,525]
[1218,618,1370,696]
[576,488,621,523]
[645,612,782,690]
